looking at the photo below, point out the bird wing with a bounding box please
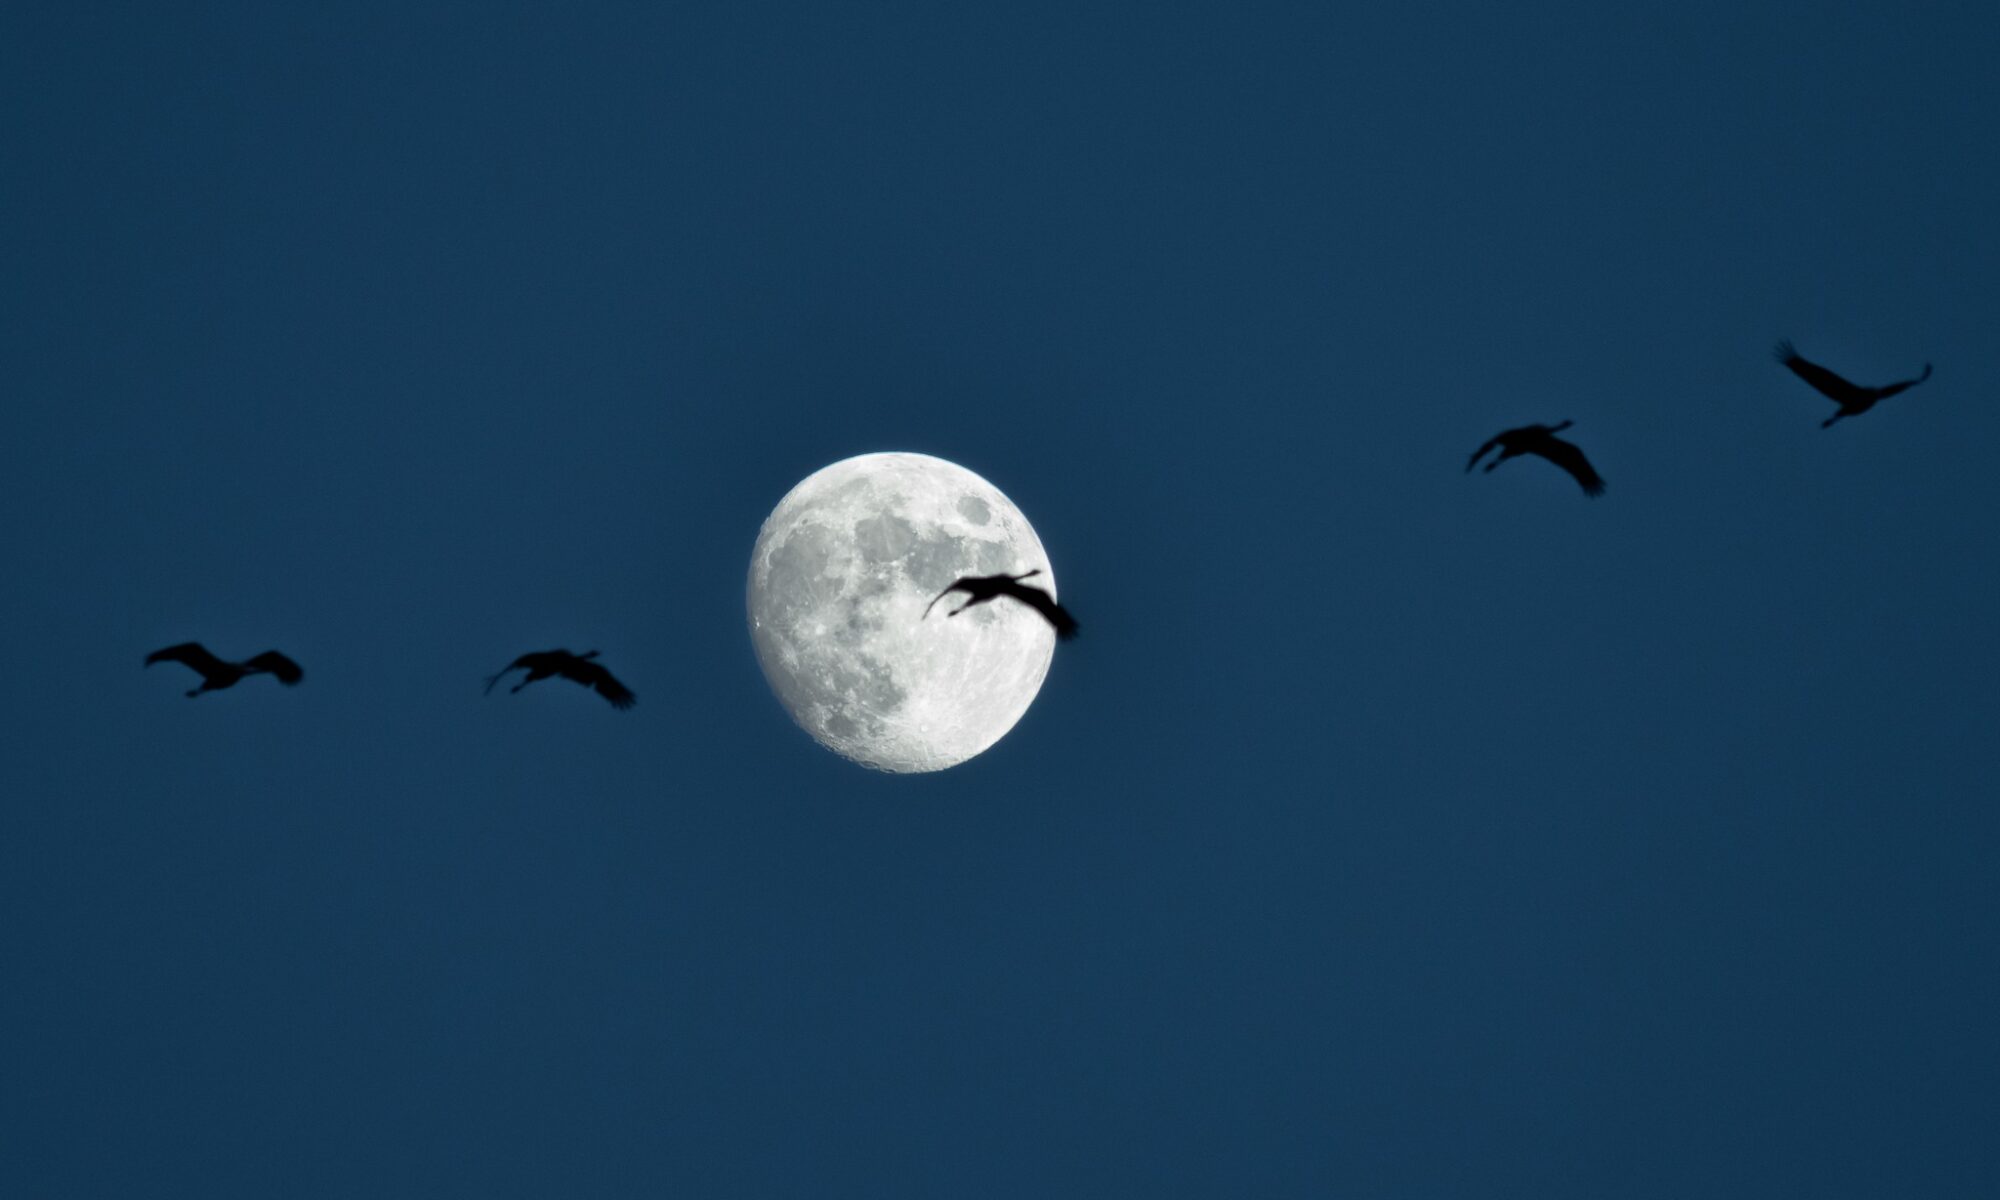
[1871,362,1933,400]
[1002,581,1080,640]
[245,650,304,684]
[569,660,637,709]
[1774,341,1865,406]
[1531,436,1606,497]
[145,642,229,677]
[1465,433,1505,473]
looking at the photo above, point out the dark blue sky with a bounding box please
[6,1,1998,1195]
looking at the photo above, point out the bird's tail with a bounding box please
[246,651,304,685]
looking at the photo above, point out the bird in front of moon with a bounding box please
[746,452,1066,773]
[925,570,1078,640]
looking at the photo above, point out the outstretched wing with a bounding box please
[1530,436,1606,498]
[1465,433,1505,473]
[245,650,304,685]
[570,660,637,710]
[1871,361,1933,401]
[1774,340,1866,406]
[1001,581,1081,640]
[145,642,229,678]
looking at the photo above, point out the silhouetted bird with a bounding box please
[923,570,1079,639]
[485,649,636,709]
[1465,420,1606,497]
[1774,340,1932,428]
[145,642,304,697]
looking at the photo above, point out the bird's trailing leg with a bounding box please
[923,588,967,620]
[1821,413,1845,429]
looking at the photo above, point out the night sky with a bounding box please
[6,1,1999,1195]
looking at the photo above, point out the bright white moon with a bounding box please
[747,452,1059,773]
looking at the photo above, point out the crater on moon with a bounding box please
[746,452,1059,773]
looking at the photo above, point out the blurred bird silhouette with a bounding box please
[1774,340,1932,428]
[485,649,636,709]
[1465,420,1605,497]
[924,570,1079,639]
[145,642,304,697]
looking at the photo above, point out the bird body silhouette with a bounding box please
[1465,421,1605,497]
[923,570,1079,639]
[145,642,304,697]
[1774,340,1932,428]
[485,649,636,709]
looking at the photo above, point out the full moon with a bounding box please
[746,452,1060,773]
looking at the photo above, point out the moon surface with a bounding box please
[746,452,1060,773]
